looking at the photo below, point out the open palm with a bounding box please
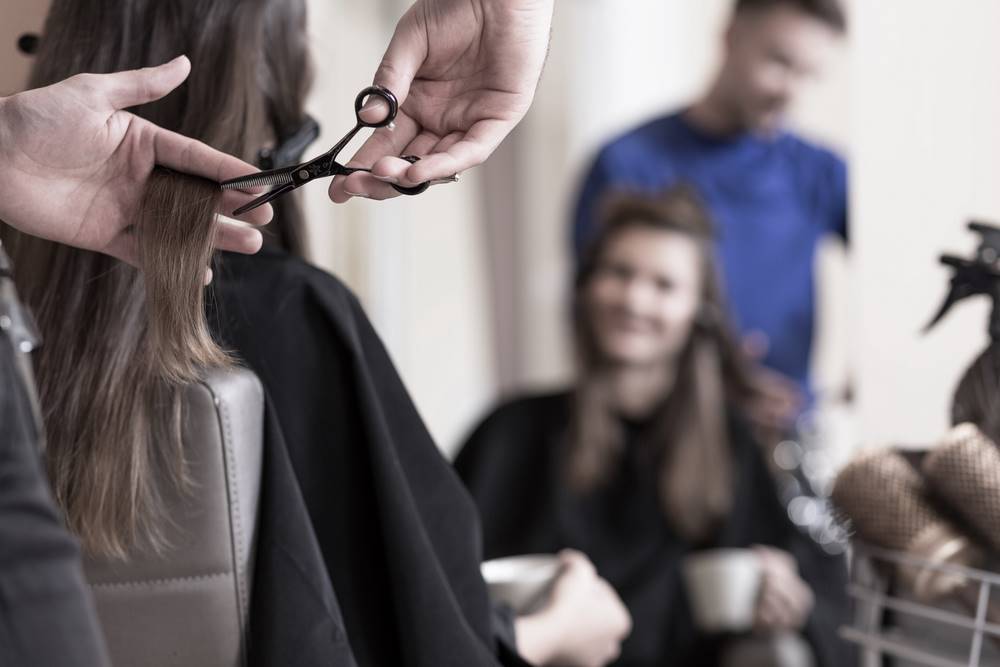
[0,57,271,266]
[330,0,554,201]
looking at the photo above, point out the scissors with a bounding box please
[222,85,457,216]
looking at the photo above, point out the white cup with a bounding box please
[481,554,562,615]
[682,548,762,633]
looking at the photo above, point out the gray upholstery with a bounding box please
[83,368,264,667]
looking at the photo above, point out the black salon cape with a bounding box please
[455,392,855,667]
[0,333,109,666]
[209,247,524,667]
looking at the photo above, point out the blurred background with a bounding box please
[3,0,998,458]
[299,0,1000,459]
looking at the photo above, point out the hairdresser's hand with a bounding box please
[752,546,814,633]
[742,332,803,436]
[515,550,632,667]
[330,0,554,202]
[0,56,271,267]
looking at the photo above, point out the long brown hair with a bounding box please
[27,0,313,255]
[6,171,229,558]
[569,186,760,543]
[4,0,312,558]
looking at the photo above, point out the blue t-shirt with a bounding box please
[573,112,848,397]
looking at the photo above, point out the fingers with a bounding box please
[149,119,257,183]
[756,588,796,630]
[333,167,406,202]
[345,129,463,199]
[742,331,770,360]
[402,118,511,183]
[104,233,139,268]
[596,578,633,637]
[100,55,192,111]
[371,7,427,106]
[755,367,804,404]
[103,218,260,274]
[747,367,803,432]
[752,546,814,631]
[558,549,597,577]
[213,217,264,255]
[756,583,812,630]
[147,120,273,225]
[404,131,450,158]
[337,156,421,201]
[329,112,421,202]
[429,131,466,156]
[220,188,274,226]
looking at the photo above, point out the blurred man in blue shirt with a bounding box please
[574,0,847,426]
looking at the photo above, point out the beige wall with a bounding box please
[852,0,1000,447]
[0,0,48,95]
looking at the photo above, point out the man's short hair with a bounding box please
[735,0,847,33]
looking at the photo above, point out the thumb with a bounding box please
[369,13,425,114]
[101,55,191,111]
[557,549,595,577]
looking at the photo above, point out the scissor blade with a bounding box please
[231,182,297,217]
[221,168,295,191]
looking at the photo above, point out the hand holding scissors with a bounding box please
[222,86,457,216]
[330,0,554,203]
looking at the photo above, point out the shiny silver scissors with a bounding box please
[221,85,457,216]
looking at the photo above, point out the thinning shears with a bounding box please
[221,86,457,216]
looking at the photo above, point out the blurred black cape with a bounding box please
[455,392,855,667]
[0,317,109,666]
[210,247,524,667]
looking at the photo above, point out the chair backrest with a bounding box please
[83,368,264,667]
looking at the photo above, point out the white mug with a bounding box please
[682,548,762,633]
[481,554,561,615]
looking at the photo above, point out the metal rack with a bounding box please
[842,543,1000,666]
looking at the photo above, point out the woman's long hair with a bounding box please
[3,0,311,558]
[568,186,761,543]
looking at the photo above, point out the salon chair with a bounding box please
[82,368,264,667]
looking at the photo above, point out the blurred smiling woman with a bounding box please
[456,186,854,667]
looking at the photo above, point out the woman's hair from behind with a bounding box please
[8,170,228,558]
[569,186,760,543]
[28,0,313,255]
[952,343,1000,446]
[5,0,310,558]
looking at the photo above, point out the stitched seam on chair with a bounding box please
[88,571,232,589]
[220,387,248,624]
